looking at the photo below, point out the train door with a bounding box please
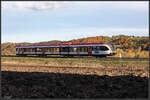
[42,48,45,56]
[59,47,61,55]
[88,46,92,56]
[35,48,37,55]
[18,48,20,54]
[22,48,24,55]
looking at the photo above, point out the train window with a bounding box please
[62,47,69,52]
[24,48,26,52]
[32,48,36,52]
[53,48,55,52]
[84,47,88,52]
[80,47,84,52]
[99,46,109,51]
[56,48,59,52]
[77,47,80,52]
[48,48,50,52]
[92,46,96,50]
[47,48,51,52]
[28,48,31,52]
[45,48,48,52]
[52,48,54,52]
[37,48,42,52]
[73,47,77,52]
[46,48,49,52]
[47,48,50,52]
[51,48,54,52]
[49,48,52,52]
[16,48,18,51]
[79,47,88,52]
[78,47,81,52]
[69,47,73,52]
[29,48,31,52]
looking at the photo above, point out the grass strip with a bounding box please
[1,57,149,64]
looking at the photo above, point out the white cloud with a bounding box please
[2,1,148,11]
[73,1,148,11]
[2,1,70,11]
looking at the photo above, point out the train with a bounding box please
[15,43,116,57]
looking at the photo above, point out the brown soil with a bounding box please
[1,62,149,98]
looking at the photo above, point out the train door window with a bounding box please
[99,46,109,51]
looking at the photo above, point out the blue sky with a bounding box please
[2,1,149,43]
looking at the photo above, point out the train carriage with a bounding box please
[15,43,116,57]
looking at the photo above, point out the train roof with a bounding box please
[16,43,110,48]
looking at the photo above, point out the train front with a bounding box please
[108,44,116,56]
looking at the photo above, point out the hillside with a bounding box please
[1,35,149,58]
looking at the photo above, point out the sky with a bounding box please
[2,1,149,43]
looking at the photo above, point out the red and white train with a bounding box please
[15,43,116,57]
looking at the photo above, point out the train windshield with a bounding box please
[108,43,115,51]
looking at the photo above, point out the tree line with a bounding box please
[1,35,149,57]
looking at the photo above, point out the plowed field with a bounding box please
[1,58,149,98]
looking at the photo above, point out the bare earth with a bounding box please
[1,61,149,98]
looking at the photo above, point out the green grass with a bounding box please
[1,57,149,64]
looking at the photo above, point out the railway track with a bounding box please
[1,55,149,61]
